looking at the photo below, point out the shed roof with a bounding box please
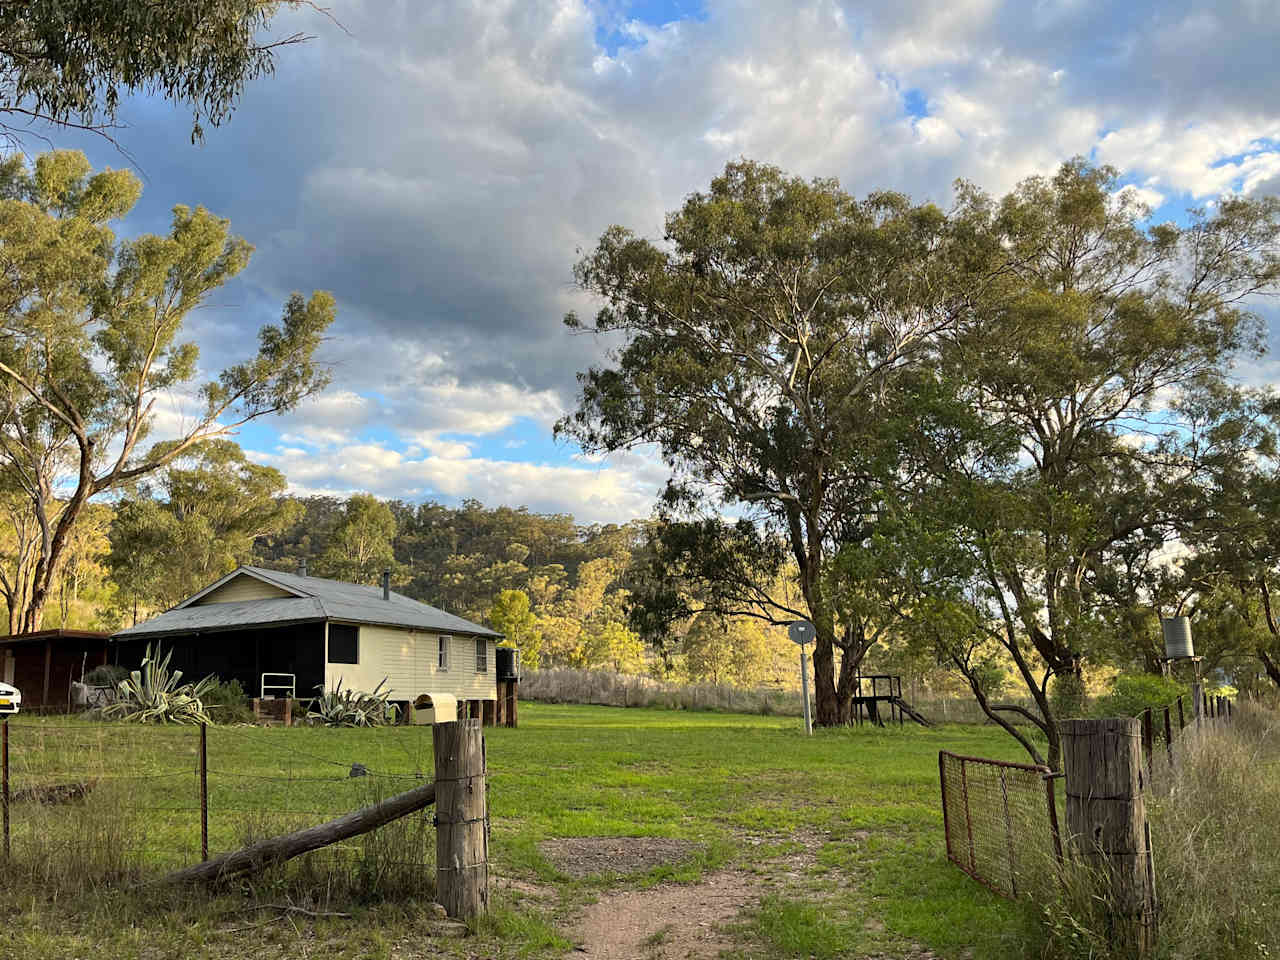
[0,629,111,646]
[113,566,501,641]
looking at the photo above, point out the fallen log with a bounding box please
[160,779,436,885]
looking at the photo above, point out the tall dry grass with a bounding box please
[521,667,807,716]
[1025,702,1280,960]
[521,667,1041,725]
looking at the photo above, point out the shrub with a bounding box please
[83,663,129,687]
[1091,673,1188,718]
[102,644,216,724]
[308,677,397,727]
[201,678,254,724]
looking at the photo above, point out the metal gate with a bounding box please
[938,751,1063,899]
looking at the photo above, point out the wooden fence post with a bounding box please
[1141,708,1154,781]
[432,718,489,919]
[1062,718,1156,956]
[1191,683,1204,722]
[1162,706,1173,769]
[1176,696,1184,731]
[199,723,209,862]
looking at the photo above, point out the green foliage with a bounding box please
[0,149,334,634]
[201,678,254,724]
[308,678,397,727]
[559,157,1002,725]
[1091,673,1189,718]
[314,494,398,585]
[83,663,128,687]
[102,645,216,724]
[0,1,304,143]
[108,440,299,617]
[488,589,543,668]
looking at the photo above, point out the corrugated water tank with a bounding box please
[1161,616,1194,659]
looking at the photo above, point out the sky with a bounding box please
[51,0,1280,524]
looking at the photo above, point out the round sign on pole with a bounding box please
[788,620,815,645]
[789,621,815,735]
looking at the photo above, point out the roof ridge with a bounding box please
[246,564,403,595]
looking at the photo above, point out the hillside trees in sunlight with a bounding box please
[559,158,988,725]
[487,588,543,668]
[313,493,398,585]
[107,440,299,622]
[0,150,335,634]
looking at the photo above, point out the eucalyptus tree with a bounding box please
[0,1,316,145]
[926,160,1280,767]
[559,159,983,724]
[0,150,334,633]
[315,494,398,586]
[1177,388,1280,690]
[107,440,301,618]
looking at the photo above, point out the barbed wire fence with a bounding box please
[0,716,441,895]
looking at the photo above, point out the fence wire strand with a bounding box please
[0,717,438,884]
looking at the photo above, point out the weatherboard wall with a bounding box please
[193,574,295,604]
[324,624,497,703]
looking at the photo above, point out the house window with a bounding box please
[475,638,488,674]
[328,624,358,664]
[437,635,450,672]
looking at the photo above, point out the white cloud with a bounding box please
[1114,183,1166,214]
[69,0,1280,524]
[1097,121,1280,197]
[250,440,668,524]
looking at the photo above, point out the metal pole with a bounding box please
[799,643,812,735]
[2,720,8,860]
[199,722,208,862]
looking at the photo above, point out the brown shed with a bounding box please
[0,629,111,709]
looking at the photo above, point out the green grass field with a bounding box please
[0,704,1042,959]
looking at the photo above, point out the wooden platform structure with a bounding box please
[852,674,930,727]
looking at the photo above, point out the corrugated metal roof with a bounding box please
[113,566,501,640]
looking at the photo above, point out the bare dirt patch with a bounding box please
[568,870,761,960]
[540,836,698,878]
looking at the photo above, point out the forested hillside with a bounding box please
[16,472,801,686]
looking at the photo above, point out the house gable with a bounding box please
[188,571,302,605]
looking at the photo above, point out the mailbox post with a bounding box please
[789,620,815,735]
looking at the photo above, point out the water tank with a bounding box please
[1161,616,1194,659]
[496,646,520,682]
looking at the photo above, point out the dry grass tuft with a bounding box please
[1026,701,1280,960]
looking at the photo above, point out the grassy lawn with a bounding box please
[0,705,1040,959]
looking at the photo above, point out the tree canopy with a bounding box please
[0,1,314,145]
[559,158,986,724]
[0,150,334,632]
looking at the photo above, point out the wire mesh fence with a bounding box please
[939,688,1239,901]
[939,751,1062,900]
[0,716,438,894]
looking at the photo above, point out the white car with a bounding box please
[0,681,20,715]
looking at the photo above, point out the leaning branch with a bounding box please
[159,779,436,885]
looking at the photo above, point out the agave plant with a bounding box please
[308,677,397,727]
[102,644,217,724]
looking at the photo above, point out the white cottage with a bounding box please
[112,565,504,720]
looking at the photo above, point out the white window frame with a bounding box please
[437,635,450,672]
[475,637,488,674]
